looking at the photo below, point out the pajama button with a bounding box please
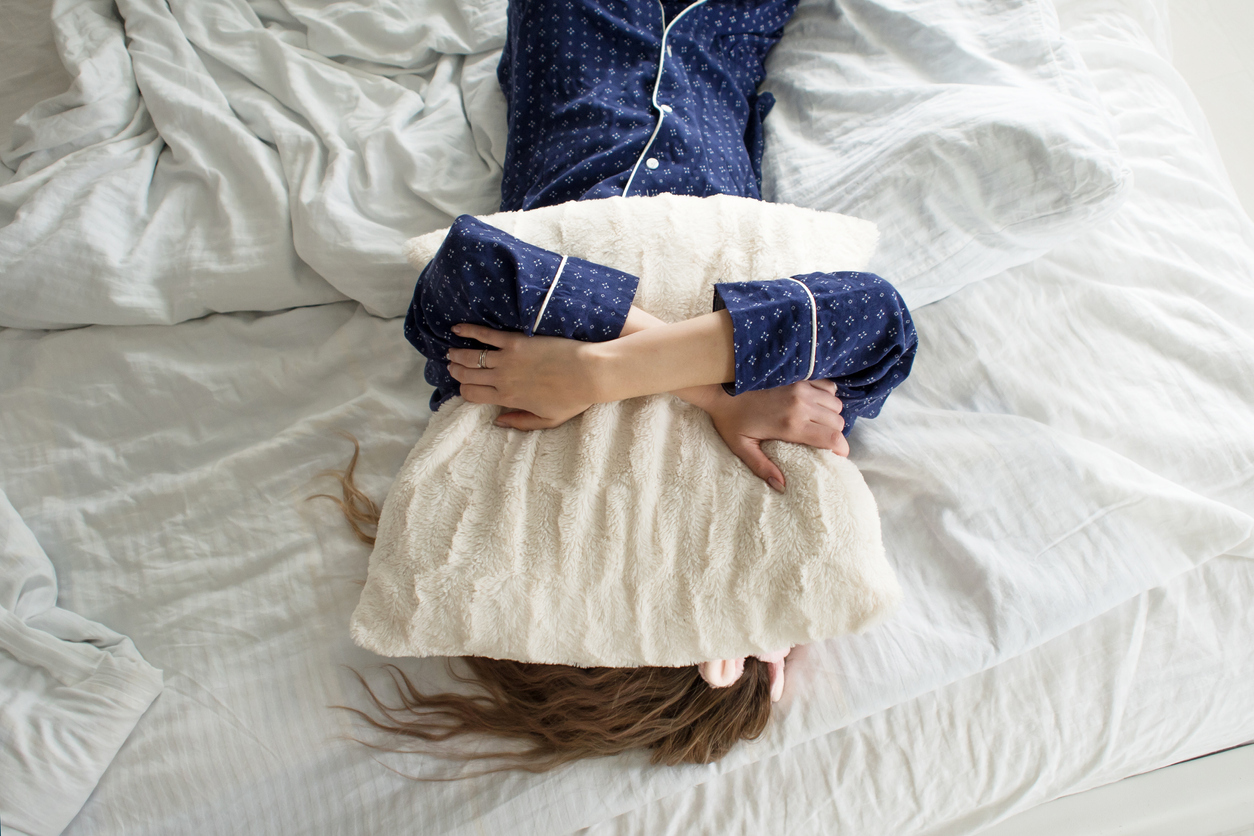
[660,104,673,113]
[645,158,659,169]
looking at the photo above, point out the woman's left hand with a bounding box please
[701,380,849,493]
[445,324,601,428]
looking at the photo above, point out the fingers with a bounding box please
[447,347,496,369]
[813,394,843,416]
[810,424,850,457]
[831,431,850,457]
[808,379,837,396]
[446,362,496,386]
[493,410,565,431]
[726,436,786,493]
[781,393,844,438]
[458,384,502,405]
[791,420,845,453]
[451,323,512,348]
[776,403,849,455]
[803,382,842,414]
[808,405,845,435]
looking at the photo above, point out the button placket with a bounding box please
[621,0,708,196]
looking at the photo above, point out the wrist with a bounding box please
[581,340,620,404]
[675,383,725,413]
[583,311,736,404]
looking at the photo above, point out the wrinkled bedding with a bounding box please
[1,0,1252,833]
[0,493,163,836]
[1,0,1128,327]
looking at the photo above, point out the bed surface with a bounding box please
[587,554,1254,835]
[1,0,1252,834]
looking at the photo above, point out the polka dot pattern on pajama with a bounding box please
[714,273,918,424]
[497,0,799,212]
[404,0,919,431]
[404,215,639,411]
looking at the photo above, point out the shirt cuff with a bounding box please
[713,279,817,395]
[521,254,639,342]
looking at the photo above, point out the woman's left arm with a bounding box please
[710,270,918,431]
[449,309,851,491]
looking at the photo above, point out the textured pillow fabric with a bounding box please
[350,194,904,667]
[761,0,1132,308]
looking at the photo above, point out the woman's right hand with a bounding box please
[699,380,848,493]
[446,324,601,425]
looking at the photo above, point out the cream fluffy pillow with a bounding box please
[350,194,903,667]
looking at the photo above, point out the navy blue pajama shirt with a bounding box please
[405,0,918,429]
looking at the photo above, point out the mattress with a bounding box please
[1,0,1252,833]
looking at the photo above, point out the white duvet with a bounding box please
[1,0,1252,834]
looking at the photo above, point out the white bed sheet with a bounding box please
[0,0,1251,833]
[582,554,1254,836]
[0,491,163,836]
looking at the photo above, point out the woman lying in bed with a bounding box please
[337,0,916,770]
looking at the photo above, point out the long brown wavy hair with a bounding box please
[312,435,775,772]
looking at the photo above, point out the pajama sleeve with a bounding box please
[405,214,640,411]
[713,271,917,431]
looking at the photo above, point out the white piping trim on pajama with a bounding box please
[783,277,818,380]
[622,0,710,198]
[532,256,569,334]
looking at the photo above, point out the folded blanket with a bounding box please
[351,194,903,667]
